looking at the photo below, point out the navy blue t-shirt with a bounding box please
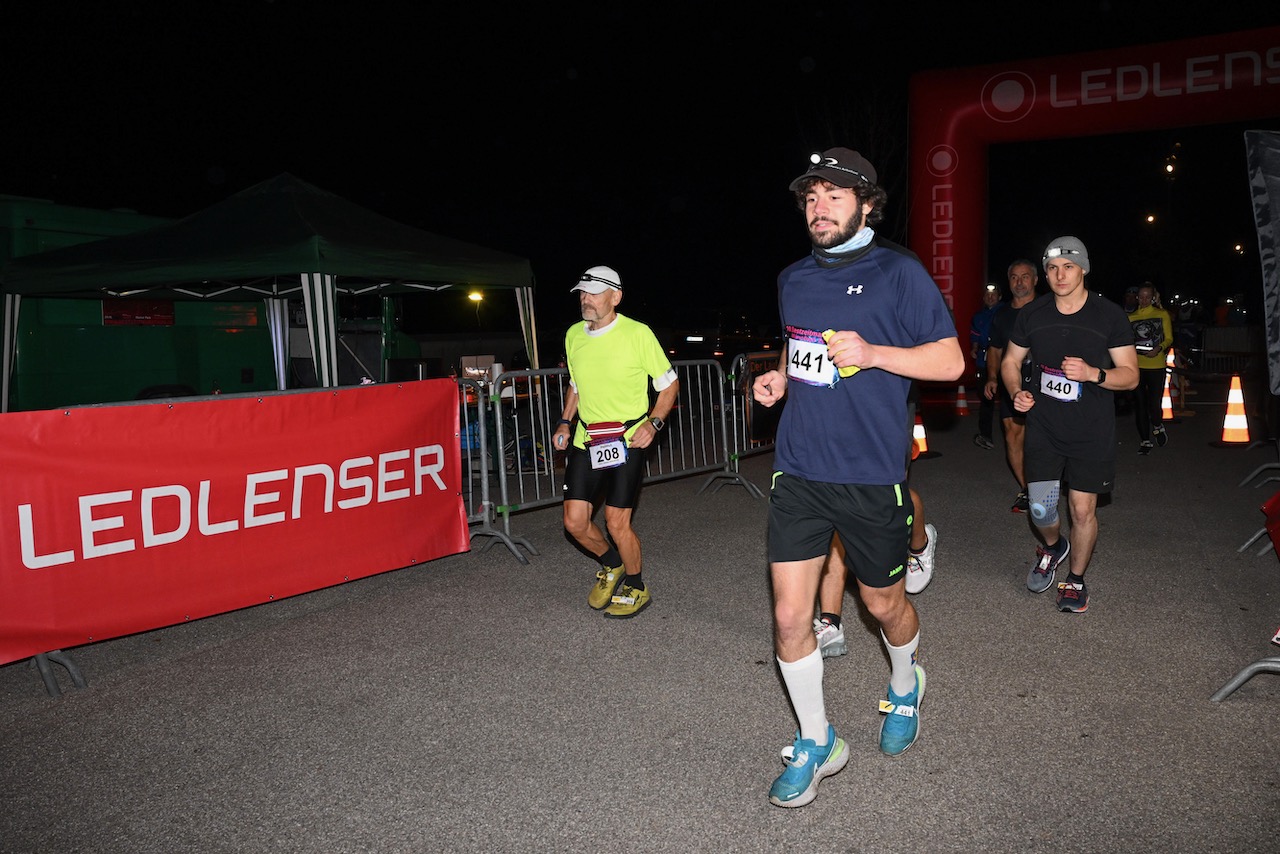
[774,240,956,485]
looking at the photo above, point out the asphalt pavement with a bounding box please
[1,380,1277,853]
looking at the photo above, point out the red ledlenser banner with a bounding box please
[0,379,468,666]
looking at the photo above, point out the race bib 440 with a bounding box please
[1039,365,1082,402]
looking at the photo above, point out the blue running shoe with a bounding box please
[768,725,848,808]
[879,665,926,756]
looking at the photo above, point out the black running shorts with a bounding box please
[767,473,912,588]
[562,444,648,508]
[1023,441,1115,494]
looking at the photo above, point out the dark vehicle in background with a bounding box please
[661,310,781,369]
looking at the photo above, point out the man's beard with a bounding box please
[809,208,864,248]
[581,303,610,322]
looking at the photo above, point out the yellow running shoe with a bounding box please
[603,582,650,618]
[588,565,626,610]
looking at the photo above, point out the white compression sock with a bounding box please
[777,647,827,744]
[882,630,920,696]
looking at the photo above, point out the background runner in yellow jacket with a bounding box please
[1128,282,1174,454]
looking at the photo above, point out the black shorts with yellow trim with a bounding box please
[766,472,912,588]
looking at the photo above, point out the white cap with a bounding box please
[571,265,623,294]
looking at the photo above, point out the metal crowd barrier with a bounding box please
[721,351,781,498]
[456,376,488,527]
[650,359,740,490]
[457,377,537,563]
[459,358,766,563]
[1189,325,1264,378]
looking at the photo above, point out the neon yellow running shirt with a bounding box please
[564,313,676,448]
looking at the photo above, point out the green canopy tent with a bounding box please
[0,173,538,408]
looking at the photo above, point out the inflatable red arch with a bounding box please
[907,26,1280,365]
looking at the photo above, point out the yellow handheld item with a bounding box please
[822,329,860,377]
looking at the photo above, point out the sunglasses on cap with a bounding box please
[578,273,621,290]
[808,152,872,185]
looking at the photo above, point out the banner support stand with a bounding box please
[470,503,538,565]
[31,649,88,698]
[697,466,764,499]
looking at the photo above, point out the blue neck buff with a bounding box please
[813,226,876,267]
[828,226,875,254]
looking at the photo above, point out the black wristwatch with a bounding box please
[649,416,665,432]
[1096,369,1107,385]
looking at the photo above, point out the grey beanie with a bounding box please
[1043,236,1090,273]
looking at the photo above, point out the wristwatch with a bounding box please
[1096,369,1107,385]
[649,416,665,432]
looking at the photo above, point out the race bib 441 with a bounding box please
[786,326,838,387]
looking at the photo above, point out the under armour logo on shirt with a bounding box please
[847,285,864,295]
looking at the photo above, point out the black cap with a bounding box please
[789,147,878,191]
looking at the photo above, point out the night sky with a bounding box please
[4,2,1279,338]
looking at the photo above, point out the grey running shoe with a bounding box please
[813,618,847,658]
[1027,540,1070,593]
[905,523,937,594]
[1153,426,1169,447]
[1057,580,1089,613]
[1138,440,1154,455]
[973,434,995,450]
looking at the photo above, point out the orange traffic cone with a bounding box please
[955,385,970,416]
[1167,345,1194,417]
[1161,371,1174,421]
[1215,374,1250,445]
[913,414,939,459]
